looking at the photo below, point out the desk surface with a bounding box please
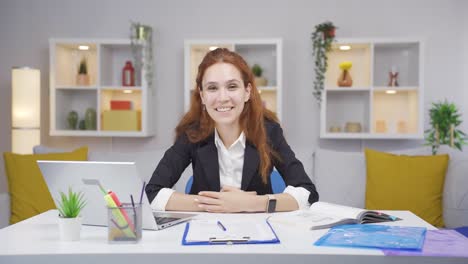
[0,210,465,264]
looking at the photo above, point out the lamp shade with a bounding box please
[11,67,40,154]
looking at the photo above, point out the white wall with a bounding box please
[0,0,467,194]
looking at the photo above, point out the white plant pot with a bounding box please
[58,216,82,241]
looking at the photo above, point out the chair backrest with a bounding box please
[185,170,286,194]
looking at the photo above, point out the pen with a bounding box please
[217,221,227,231]
[139,181,146,204]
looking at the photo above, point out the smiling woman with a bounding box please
[145,48,318,214]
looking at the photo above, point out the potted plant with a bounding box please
[311,21,337,103]
[425,100,467,155]
[252,64,267,87]
[76,57,90,86]
[56,188,86,241]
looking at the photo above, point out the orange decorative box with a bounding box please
[102,110,141,131]
[110,100,132,110]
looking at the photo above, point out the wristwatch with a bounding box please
[266,194,277,213]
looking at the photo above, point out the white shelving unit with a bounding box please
[184,39,283,121]
[49,38,155,137]
[320,38,424,139]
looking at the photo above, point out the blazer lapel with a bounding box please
[197,137,221,191]
[241,143,260,190]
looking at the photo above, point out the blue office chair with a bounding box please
[185,170,286,194]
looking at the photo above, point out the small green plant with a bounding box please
[425,100,467,155]
[252,64,263,77]
[78,57,88,75]
[57,188,86,218]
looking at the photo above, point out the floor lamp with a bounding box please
[11,67,40,154]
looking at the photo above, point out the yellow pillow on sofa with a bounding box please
[3,147,88,224]
[364,148,448,227]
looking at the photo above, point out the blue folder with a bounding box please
[314,224,426,250]
[181,220,280,245]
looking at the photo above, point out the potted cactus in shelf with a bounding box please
[76,57,90,86]
[252,64,268,87]
[56,188,86,241]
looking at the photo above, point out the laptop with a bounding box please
[37,160,197,230]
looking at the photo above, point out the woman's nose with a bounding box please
[218,87,229,101]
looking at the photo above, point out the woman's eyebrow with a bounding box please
[225,79,241,84]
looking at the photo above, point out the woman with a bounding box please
[146,48,318,213]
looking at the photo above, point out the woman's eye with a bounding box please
[228,85,238,90]
[206,86,217,91]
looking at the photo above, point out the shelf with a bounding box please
[53,42,98,87]
[324,90,370,134]
[373,42,420,87]
[325,43,371,88]
[372,90,420,134]
[54,89,97,131]
[320,39,423,140]
[50,38,154,137]
[100,43,142,87]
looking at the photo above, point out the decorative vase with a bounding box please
[76,74,90,86]
[79,120,86,130]
[254,77,268,87]
[58,216,82,241]
[67,111,79,130]
[85,108,96,130]
[337,70,353,87]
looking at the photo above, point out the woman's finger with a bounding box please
[198,204,225,213]
[194,196,221,206]
[198,191,221,199]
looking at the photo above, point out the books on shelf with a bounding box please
[270,202,401,230]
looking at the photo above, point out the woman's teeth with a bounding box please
[216,107,232,112]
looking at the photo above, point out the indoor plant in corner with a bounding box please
[425,100,467,155]
[57,188,86,241]
[311,21,337,103]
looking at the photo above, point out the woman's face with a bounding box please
[200,62,251,130]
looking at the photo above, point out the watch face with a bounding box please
[268,199,277,213]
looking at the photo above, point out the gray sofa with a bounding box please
[0,145,466,229]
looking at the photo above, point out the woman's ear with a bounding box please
[199,87,205,104]
[245,83,252,102]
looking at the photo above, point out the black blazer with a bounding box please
[146,120,319,204]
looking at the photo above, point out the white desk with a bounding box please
[0,210,465,264]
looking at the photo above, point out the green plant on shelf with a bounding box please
[425,100,467,155]
[57,187,86,218]
[252,64,263,77]
[311,21,337,104]
[78,57,88,75]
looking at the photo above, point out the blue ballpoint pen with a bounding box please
[217,221,227,231]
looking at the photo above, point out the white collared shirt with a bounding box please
[150,130,311,211]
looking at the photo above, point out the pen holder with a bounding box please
[107,203,142,244]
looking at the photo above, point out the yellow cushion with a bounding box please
[3,147,88,224]
[364,148,449,227]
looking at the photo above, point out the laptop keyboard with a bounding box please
[155,216,180,225]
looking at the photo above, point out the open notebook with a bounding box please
[182,219,279,245]
[270,202,401,230]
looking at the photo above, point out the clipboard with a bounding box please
[182,219,280,245]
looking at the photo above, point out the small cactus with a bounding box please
[78,57,88,75]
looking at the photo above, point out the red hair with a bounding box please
[176,48,278,184]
